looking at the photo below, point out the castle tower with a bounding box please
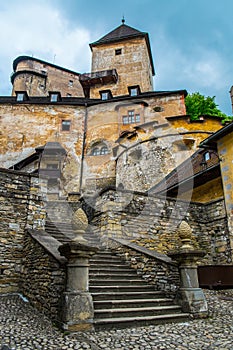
[80,20,155,98]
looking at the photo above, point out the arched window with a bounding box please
[100,146,108,155]
[92,148,100,156]
[90,142,109,156]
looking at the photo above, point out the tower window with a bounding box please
[61,120,71,131]
[115,48,122,55]
[68,80,73,87]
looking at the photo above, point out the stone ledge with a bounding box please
[28,229,67,264]
[111,238,177,266]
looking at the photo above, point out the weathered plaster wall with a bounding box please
[175,177,223,203]
[83,94,188,191]
[12,58,84,97]
[0,169,46,293]
[0,103,85,193]
[217,130,233,253]
[91,38,153,98]
[115,117,223,192]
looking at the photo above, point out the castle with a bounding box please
[0,20,233,330]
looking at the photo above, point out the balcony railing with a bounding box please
[79,69,118,86]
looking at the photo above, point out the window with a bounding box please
[92,148,100,156]
[204,152,210,162]
[100,90,112,100]
[51,94,58,102]
[101,92,109,100]
[16,91,28,102]
[130,88,138,96]
[128,85,141,97]
[68,80,73,87]
[66,93,72,97]
[61,120,71,131]
[16,93,25,102]
[49,92,61,102]
[100,146,108,155]
[115,48,122,55]
[122,110,140,125]
[90,143,109,156]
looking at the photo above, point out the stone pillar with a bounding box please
[58,208,98,331]
[168,221,208,317]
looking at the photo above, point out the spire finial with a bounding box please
[122,15,125,24]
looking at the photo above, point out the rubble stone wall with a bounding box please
[0,169,46,293]
[91,189,231,265]
[22,232,65,323]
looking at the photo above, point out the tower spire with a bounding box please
[122,15,125,24]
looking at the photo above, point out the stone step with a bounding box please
[90,278,147,286]
[89,285,156,293]
[90,259,127,265]
[94,298,174,309]
[90,262,132,271]
[94,305,182,319]
[89,273,138,279]
[91,291,167,301]
[90,268,134,274]
[93,313,190,330]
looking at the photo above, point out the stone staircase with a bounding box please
[45,221,189,329]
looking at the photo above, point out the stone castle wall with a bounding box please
[0,169,46,293]
[91,189,231,265]
[91,37,153,98]
[22,232,65,323]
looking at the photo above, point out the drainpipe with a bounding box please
[79,102,88,192]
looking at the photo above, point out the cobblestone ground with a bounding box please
[0,290,232,350]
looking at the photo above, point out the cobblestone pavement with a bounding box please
[0,290,232,350]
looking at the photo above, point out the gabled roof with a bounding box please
[90,23,145,46]
[199,121,233,149]
[150,149,221,196]
[90,23,155,75]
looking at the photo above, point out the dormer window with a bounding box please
[16,91,28,102]
[49,91,61,102]
[100,90,112,100]
[128,85,141,97]
[51,94,58,102]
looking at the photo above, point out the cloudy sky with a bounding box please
[0,0,233,115]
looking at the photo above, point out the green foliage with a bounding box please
[185,92,233,123]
